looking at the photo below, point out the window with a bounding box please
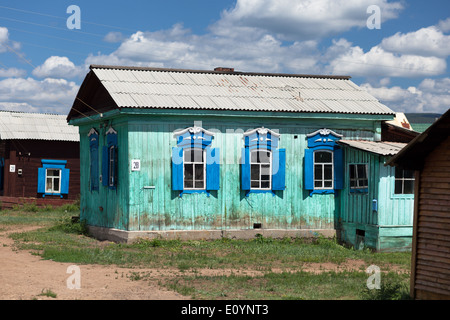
[108,146,117,187]
[37,159,70,197]
[304,128,344,194]
[251,150,272,189]
[314,151,333,189]
[241,127,285,193]
[46,169,61,194]
[172,126,220,193]
[183,148,205,190]
[349,164,368,192]
[102,127,117,189]
[88,128,99,191]
[395,167,414,194]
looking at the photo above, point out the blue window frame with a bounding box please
[88,128,99,191]
[242,127,285,195]
[304,129,343,195]
[172,126,219,195]
[102,127,117,189]
[37,159,70,198]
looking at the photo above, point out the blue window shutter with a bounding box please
[61,168,70,194]
[102,146,108,187]
[206,147,220,190]
[304,149,314,190]
[172,147,184,190]
[334,148,344,190]
[37,167,45,193]
[241,147,250,190]
[272,148,285,190]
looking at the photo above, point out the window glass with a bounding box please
[45,169,61,193]
[184,148,205,190]
[394,167,415,194]
[250,150,271,189]
[314,151,333,189]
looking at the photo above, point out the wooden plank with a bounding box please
[419,215,450,225]
[416,269,450,281]
[419,210,450,218]
[420,188,450,196]
[416,273,450,286]
[415,279,450,292]
[417,256,450,269]
[420,182,450,189]
[418,242,450,254]
[415,286,450,299]
[416,262,450,275]
[417,247,450,260]
[417,221,450,231]
[419,199,450,208]
[418,227,450,237]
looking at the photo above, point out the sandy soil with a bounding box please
[0,225,187,300]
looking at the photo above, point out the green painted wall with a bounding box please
[76,110,385,233]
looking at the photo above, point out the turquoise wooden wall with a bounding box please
[339,146,414,251]
[76,109,387,233]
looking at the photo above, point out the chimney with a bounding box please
[214,67,234,72]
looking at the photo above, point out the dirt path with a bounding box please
[0,225,187,300]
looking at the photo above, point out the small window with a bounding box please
[46,169,61,194]
[349,164,368,191]
[108,146,117,187]
[395,168,414,194]
[250,150,272,190]
[314,151,333,189]
[183,148,205,190]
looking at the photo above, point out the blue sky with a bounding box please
[0,0,449,115]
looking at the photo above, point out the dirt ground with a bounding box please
[0,224,392,300]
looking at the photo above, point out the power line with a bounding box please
[0,5,137,32]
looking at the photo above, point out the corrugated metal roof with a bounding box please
[338,140,406,156]
[90,65,395,115]
[0,111,79,141]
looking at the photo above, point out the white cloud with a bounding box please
[438,17,450,33]
[0,77,79,114]
[380,26,450,58]
[32,56,85,79]
[0,68,26,78]
[86,24,323,74]
[327,39,447,77]
[361,78,450,113]
[0,26,21,53]
[213,0,403,41]
[103,31,125,43]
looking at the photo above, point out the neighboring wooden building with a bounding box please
[388,108,450,299]
[67,65,414,248]
[0,111,80,207]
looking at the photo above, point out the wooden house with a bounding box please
[0,111,80,208]
[387,108,450,299]
[67,65,415,249]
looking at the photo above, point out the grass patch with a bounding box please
[161,270,411,300]
[3,209,412,300]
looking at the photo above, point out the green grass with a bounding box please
[162,270,410,300]
[2,208,412,300]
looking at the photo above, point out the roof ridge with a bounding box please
[89,64,352,80]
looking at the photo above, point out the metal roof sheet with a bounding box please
[91,66,395,115]
[338,140,407,156]
[0,111,79,141]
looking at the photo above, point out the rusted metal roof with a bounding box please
[0,111,79,141]
[89,65,395,115]
[338,140,407,156]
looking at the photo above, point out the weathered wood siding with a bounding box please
[339,147,414,251]
[79,120,129,230]
[78,112,381,232]
[412,136,450,299]
[1,140,80,200]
